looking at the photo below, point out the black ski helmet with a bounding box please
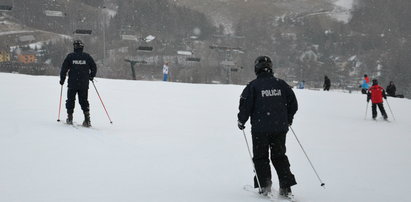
[254,56,273,75]
[372,79,378,85]
[73,40,84,50]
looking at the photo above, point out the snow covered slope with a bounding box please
[0,73,410,202]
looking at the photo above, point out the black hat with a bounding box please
[372,79,378,85]
[73,40,84,49]
[254,56,273,75]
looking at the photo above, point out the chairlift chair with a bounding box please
[73,15,92,36]
[120,25,138,41]
[230,68,239,72]
[124,59,148,80]
[121,34,138,41]
[44,10,65,17]
[73,29,92,35]
[18,35,36,42]
[137,46,153,52]
[220,60,235,66]
[0,5,12,11]
[177,50,193,56]
[186,57,201,62]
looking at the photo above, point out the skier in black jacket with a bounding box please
[323,75,331,91]
[60,40,97,127]
[386,81,396,97]
[237,56,298,197]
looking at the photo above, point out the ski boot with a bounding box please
[66,113,73,125]
[279,186,293,198]
[82,111,91,127]
[259,187,271,196]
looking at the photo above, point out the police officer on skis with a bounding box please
[60,40,97,127]
[237,56,298,197]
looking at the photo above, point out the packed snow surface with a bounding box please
[0,73,410,202]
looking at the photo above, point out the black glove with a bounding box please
[238,121,245,130]
[367,98,370,103]
[89,77,94,81]
[288,117,293,126]
[59,80,64,85]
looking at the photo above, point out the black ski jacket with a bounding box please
[238,72,298,133]
[60,49,97,89]
[324,77,331,88]
[386,84,396,97]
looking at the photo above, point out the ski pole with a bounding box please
[91,80,113,124]
[290,127,325,188]
[385,99,396,120]
[242,129,262,193]
[57,85,63,122]
[364,101,369,120]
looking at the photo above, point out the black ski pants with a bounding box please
[372,103,387,119]
[66,88,89,114]
[252,132,296,189]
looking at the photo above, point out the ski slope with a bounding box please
[0,72,410,202]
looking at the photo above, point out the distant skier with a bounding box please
[386,81,404,98]
[367,79,388,120]
[60,40,97,127]
[297,80,305,89]
[163,62,169,81]
[323,75,331,91]
[360,74,370,94]
[237,56,298,198]
[386,81,396,97]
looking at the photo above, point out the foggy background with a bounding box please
[0,0,410,97]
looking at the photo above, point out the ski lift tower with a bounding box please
[209,34,245,84]
[124,58,147,80]
[99,6,108,65]
[183,35,202,63]
[209,45,244,84]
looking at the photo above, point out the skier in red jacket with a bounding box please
[367,79,388,120]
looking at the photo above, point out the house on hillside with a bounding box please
[0,51,11,62]
[17,50,37,64]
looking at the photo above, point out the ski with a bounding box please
[243,185,297,202]
[63,122,79,129]
[60,121,92,129]
[76,123,93,129]
[371,118,391,122]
